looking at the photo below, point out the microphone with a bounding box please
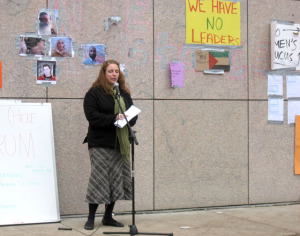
[114,82,120,95]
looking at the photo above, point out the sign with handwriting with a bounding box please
[186,0,241,46]
[0,103,60,225]
[170,62,184,88]
[271,21,300,70]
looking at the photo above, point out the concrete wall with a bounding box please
[0,0,300,215]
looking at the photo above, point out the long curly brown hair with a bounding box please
[92,60,130,95]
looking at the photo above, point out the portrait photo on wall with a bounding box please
[38,9,58,36]
[50,37,73,58]
[19,36,45,56]
[36,60,56,85]
[81,44,105,65]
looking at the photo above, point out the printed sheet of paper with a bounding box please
[170,62,184,88]
[288,100,300,124]
[286,75,300,99]
[268,75,283,96]
[268,97,284,122]
[114,105,141,128]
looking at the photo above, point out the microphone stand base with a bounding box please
[103,224,173,236]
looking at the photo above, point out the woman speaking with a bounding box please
[83,60,138,230]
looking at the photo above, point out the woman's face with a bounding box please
[105,64,119,86]
[57,40,64,51]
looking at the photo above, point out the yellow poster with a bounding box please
[186,0,241,46]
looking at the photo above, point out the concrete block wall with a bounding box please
[0,0,300,215]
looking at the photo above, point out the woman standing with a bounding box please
[83,60,137,230]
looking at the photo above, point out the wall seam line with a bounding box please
[152,0,155,211]
[247,0,250,205]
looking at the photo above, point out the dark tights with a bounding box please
[104,201,115,220]
[87,202,115,223]
[87,203,98,224]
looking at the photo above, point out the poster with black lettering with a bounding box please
[271,21,300,70]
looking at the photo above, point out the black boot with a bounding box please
[102,202,124,227]
[84,203,98,230]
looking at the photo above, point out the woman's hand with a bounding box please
[116,113,127,120]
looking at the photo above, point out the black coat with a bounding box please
[83,86,137,149]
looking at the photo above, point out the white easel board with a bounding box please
[0,103,60,225]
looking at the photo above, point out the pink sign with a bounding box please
[170,62,184,88]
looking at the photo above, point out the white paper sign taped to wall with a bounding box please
[271,21,300,70]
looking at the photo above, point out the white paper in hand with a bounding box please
[114,105,141,128]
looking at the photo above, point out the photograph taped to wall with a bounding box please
[50,37,73,58]
[36,60,56,85]
[81,44,105,65]
[38,9,58,36]
[19,36,45,56]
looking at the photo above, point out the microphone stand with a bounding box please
[103,92,173,236]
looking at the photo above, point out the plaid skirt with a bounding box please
[85,147,132,204]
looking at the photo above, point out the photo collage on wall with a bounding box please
[18,9,106,86]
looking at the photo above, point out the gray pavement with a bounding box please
[1,204,300,236]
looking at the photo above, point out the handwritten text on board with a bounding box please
[0,107,40,158]
[186,0,241,46]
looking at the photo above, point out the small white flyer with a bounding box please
[268,75,283,96]
[286,75,300,99]
[288,100,300,124]
[268,97,284,122]
[114,105,141,128]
